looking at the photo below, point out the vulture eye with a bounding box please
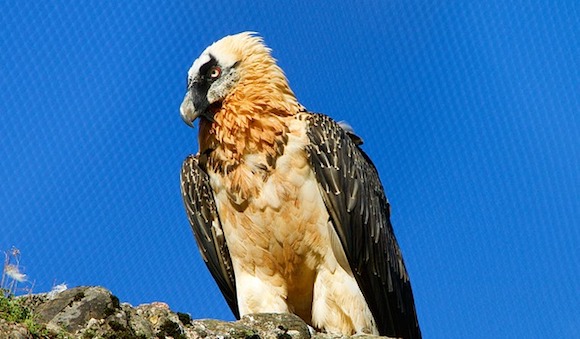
[208,66,221,79]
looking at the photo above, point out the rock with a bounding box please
[35,286,118,332]
[1,286,391,338]
[239,313,311,339]
[18,286,139,338]
[0,319,30,339]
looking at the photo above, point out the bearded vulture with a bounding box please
[179,32,421,338]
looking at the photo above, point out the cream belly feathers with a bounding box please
[208,116,377,334]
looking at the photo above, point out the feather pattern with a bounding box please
[305,113,421,338]
[180,155,239,318]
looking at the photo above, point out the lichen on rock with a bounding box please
[1,286,389,338]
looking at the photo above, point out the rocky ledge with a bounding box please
[0,286,388,338]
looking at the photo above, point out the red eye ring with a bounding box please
[209,66,221,79]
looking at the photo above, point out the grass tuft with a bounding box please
[0,247,62,337]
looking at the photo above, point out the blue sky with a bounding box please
[1,2,578,338]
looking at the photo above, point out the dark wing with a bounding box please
[180,155,239,319]
[305,113,421,339]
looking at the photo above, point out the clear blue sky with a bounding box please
[1,2,578,338]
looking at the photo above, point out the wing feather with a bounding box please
[180,155,239,319]
[305,113,421,338]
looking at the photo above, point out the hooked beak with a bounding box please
[180,88,210,128]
